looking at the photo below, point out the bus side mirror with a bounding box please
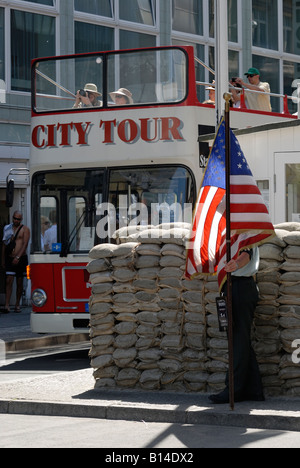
[6,179,14,207]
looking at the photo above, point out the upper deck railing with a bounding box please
[194,55,298,118]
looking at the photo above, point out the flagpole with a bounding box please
[224,92,234,411]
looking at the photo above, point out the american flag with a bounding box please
[185,118,275,290]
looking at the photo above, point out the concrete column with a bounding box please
[241,0,252,73]
[59,0,75,55]
[215,0,228,124]
[159,0,172,46]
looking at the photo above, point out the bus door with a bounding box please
[274,152,300,224]
[31,169,105,316]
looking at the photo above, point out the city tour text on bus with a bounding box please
[31,116,185,148]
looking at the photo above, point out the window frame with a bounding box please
[4,1,58,96]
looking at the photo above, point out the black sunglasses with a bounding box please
[247,74,257,78]
[13,217,22,221]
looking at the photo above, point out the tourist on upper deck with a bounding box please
[203,81,215,105]
[109,88,134,105]
[73,83,102,108]
[230,68,272,112]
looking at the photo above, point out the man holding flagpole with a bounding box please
[185,117,275,405]
[210,246,264,404]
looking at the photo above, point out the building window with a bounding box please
[284,60,300,114]
[228,49,239,80]
[75,22,114,53]
[172,0,203,36]
[0,8,4,82]
[119,30,156,49]
[252,0,278,50]
[119,0,156,26]
[74,0,113,17]
[0,123,30,144]
[283,0,300,56]
[19,0,55,4]
[208,0,238,42]
[208,46,239,82]
[11,10,55,92]
[228,0,238,43]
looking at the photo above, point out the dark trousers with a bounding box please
[223,276,263,397]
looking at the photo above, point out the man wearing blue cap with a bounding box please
[231,67,271,112]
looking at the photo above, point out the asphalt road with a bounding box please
[0,346,299,448]
[1,309,300,449]
[0,345,90,382]
[1,412,300,448]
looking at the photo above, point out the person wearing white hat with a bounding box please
[203,80,215,105]
[109,88,134,105]
[73,83,102,108]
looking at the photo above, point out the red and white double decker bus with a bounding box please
[29,45,296,334]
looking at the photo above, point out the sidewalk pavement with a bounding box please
[0,306,89,352]
[0,307,300,433]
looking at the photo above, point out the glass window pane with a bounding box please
[252,0,278,50]
[208,45,215,80]
[209,0,237,41]
[11,10,55,92]
[228,0,238,43]
[34,54,104,113]
[108,166,195,234]
[207,46,239,93]
[283,0,300,55]
[172,0,202,36]
[19,0,54,5]
[33,171,104,253]
[120,29,156,50]
[0,123,30,143]
[42,202,58,252]
[209,0,214,38]
[75,22,114,53]
[0,8,4,82]
[253,55,279,112]
[74,0,112,17]
[228,50,239,80]
[119,0,155,26]
[285,164,300,222]
[284,60,300,115]
[68,197,87,252]
[107,47,187,105]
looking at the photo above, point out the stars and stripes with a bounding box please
[185,118,275,290]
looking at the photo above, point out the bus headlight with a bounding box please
[32,289,47,307]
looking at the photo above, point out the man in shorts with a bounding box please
[1,211,30,313]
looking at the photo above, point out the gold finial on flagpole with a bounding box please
[223,92,232,112]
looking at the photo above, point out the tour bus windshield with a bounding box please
[33,47,188,113]
[32,166,195,254]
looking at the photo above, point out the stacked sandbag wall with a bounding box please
[88,222,300,396]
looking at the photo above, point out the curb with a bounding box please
[5,333,90,353]
[1,398,300,432]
